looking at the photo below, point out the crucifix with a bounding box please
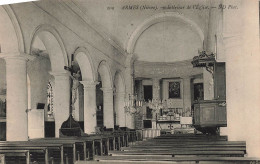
[60,54,85,137]
[64,54,81,116]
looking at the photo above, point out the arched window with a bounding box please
[47,81,54,117]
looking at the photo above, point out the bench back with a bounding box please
[0,154,5,164]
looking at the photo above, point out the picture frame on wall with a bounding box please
[169,81,181,98]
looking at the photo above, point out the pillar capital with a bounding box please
[0,52,35,61]
[49,71,70,81]
[80,81,99,89]
[100,87,114,93]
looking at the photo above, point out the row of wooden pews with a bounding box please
[91,134,260,164]
[0,127,138,164]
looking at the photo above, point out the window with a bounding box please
[47,81,54,116]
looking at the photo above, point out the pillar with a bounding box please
[115,92,126,127]
[183,76,191,115]
[203,1,221,100]
[101,87,114,128]
[124,54,135,128]
[152,78,161,100]
[50,71,70,137]
[4,54,30,141]
[80,81,99,134]
[203,69,214,100]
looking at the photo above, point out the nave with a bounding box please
[0,0,260,163]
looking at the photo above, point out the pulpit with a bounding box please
[193,100,226,133]
[192,62,227,134]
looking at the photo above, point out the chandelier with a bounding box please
[147,99,168,113]
[124,94,143,115]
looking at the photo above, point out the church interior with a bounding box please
[0,0,260,163]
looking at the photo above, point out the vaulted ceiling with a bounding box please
[72,0,210,62]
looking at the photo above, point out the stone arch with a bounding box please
[74,47,95,82]
[126,12,204,54]
[0,5,24,53]
[29,24,68,72]
[97,60,113,89]
[29,24,69,137]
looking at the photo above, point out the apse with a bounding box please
[134,21,202,63]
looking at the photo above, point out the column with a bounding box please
[4,54,29,141]
[182,76,191,115]
[203,1,220,100]
[152,78,161,100]
[50,72,70,137]
[124,54,135,128]
[115,92,126,127]
[101,87,114,128]
[203,69,214,100]
[80,81,99,134]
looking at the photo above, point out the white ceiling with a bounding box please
[135,21,202,62]
[73,0,209,62]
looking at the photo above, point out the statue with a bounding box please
[69,70,81,111]
[64,60,81,117]
[60,55,86,137]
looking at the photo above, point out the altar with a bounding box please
[154,108,193,134]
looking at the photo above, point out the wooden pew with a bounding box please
[31,138,86,163]
[0,141,63,164]
[92,156,260,164]
[32,134,111,162]
[75,135,109,157]
[121,147,247,153]
[0,154,5,164]
[0,142,64,164]
[108,150,245,157]
[0,150,30,164]
[157,134,228,138]
[135,141,246,146]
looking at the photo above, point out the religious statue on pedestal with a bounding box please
[69,70,81,116]
[60,55,87,137]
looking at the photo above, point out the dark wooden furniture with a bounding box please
[93,134,250,163]
[194,100,227,133]
[193,62,226,134]
[94,156,260,164]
